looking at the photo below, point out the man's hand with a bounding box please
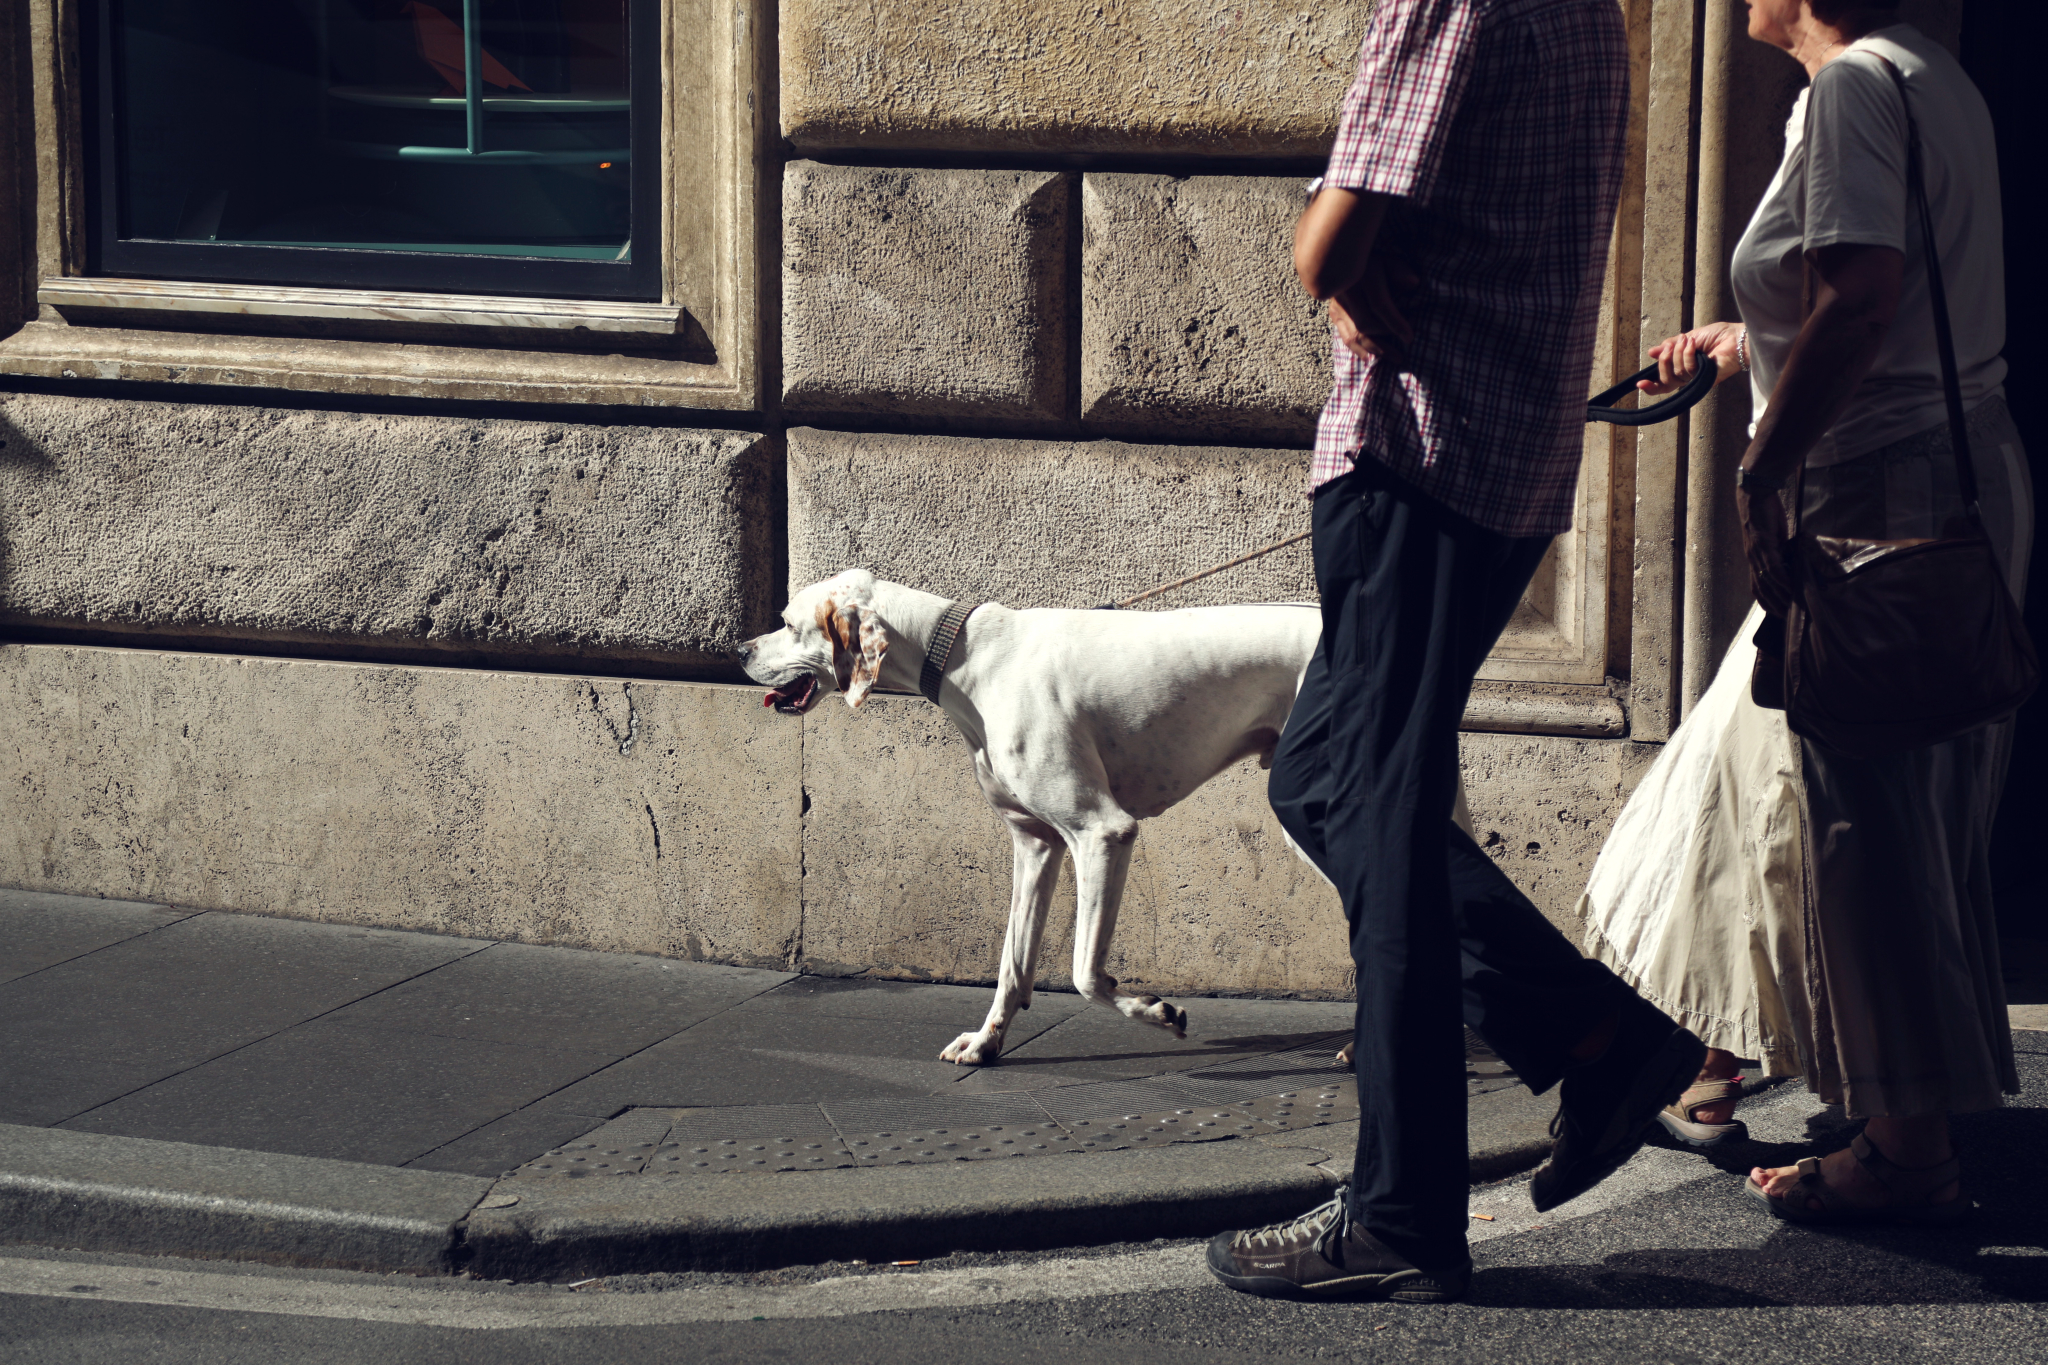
[1329,253,1419,364]
[1738,484,1795,618]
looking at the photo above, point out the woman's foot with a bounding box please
[1687,1048,1744,1125]
[1653,1047,1745,1147]
[1750,1117,1959,1214]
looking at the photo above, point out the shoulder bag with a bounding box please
[1751,54,2037,756]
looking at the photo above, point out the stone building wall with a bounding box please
[1,0,1916,995]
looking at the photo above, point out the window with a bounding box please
[87,0,660,300]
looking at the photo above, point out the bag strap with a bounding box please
[1872,53,1982,516]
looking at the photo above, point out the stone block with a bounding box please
[782,164,1070,422]
[1083,174,1331,441]
[799,692,1349,996]
[0,394,777,669]
[1458,732,1662,935]
[781,0,1371,158]
[787,428,1315,610]
[0,646,803,965]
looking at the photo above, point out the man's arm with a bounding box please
[1295,186,1413,361]
[1301,0,1481,364]
[1295,186,1389,299]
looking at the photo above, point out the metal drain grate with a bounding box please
[1060,1104,1271,1151]
[824,1092,1071,1165]
[653,1103,852,1172]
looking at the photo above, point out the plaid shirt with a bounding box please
[1310,0,1630,538]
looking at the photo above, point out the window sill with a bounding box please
[2,285,751,409]
[39,277,685,336]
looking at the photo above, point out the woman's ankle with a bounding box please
[1862,1115,1953,1169]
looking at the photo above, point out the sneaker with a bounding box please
[1205,1187,1471,1303]
[1529,1007,1706,1213]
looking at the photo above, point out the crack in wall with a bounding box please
[794,721,808,972]
[585,680,641,757]
[645,802,662,858]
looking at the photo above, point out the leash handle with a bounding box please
[1587,358,1717,426]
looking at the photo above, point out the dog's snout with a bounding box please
[736,640,753,661]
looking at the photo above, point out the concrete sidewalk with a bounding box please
[0,887,1573,1277]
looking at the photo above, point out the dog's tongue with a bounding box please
[764,677,815,713]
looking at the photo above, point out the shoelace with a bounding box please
[1233,1187,1347,1251]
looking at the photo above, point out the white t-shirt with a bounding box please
[1729,25,2006,465]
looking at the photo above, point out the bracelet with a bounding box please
[1303,175,1325,207]
[1735,327,1751,372]
[1736,466,1783,494]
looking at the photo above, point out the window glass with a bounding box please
[95,0,656,298]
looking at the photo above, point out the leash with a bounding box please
[1095,354,1708,611]
[920,355,1703,698]
[918,529,1311,700]
[1094,528,1315,611]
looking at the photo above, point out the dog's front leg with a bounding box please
[941,823,1064,1065]
[1069,821,1188,1038]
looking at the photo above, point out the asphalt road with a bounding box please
[6,1069,2045,1365]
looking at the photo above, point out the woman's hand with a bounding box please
[1639,322,1746,395]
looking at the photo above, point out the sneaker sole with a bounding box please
[1207,1264,1464,1304]
[1531,1027,1707,1212]
[1653,1109,1748,1149]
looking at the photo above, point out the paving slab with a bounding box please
[60,1019,622,1167]
[533,1011,974,1117]
[323,942,791,1054]
[0,890,192,985]
[983,997,1354,1085]
[0,914,488,1126]
[404,1105,634,1179]
[746,974,1089,1032]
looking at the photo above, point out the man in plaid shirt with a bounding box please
[1206,0,1704,1303]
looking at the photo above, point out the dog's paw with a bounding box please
[1335,1041,1354,1070]
[1126,995,1188,1039]
[940,1031,1000,1066]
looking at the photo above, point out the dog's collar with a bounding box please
[919,600,979,705]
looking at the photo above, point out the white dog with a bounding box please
[738,569,1321,1065]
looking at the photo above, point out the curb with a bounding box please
[0,1124,491,1274]
[0,1086,1558,1281]
[464,1133,1345,1281]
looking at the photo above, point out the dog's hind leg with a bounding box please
[941,822,1064,1065]
[1068,819,1188,1038]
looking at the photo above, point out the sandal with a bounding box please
[1745,1132,1969,1226]
[1655,1077,1746,1148]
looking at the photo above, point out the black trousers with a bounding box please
[1269,462,1636,1270]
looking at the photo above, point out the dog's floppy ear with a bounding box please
[816,570,888,708]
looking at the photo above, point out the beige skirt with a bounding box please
[1581,397,2031,1118]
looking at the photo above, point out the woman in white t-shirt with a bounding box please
[1576,0,2029,1225]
